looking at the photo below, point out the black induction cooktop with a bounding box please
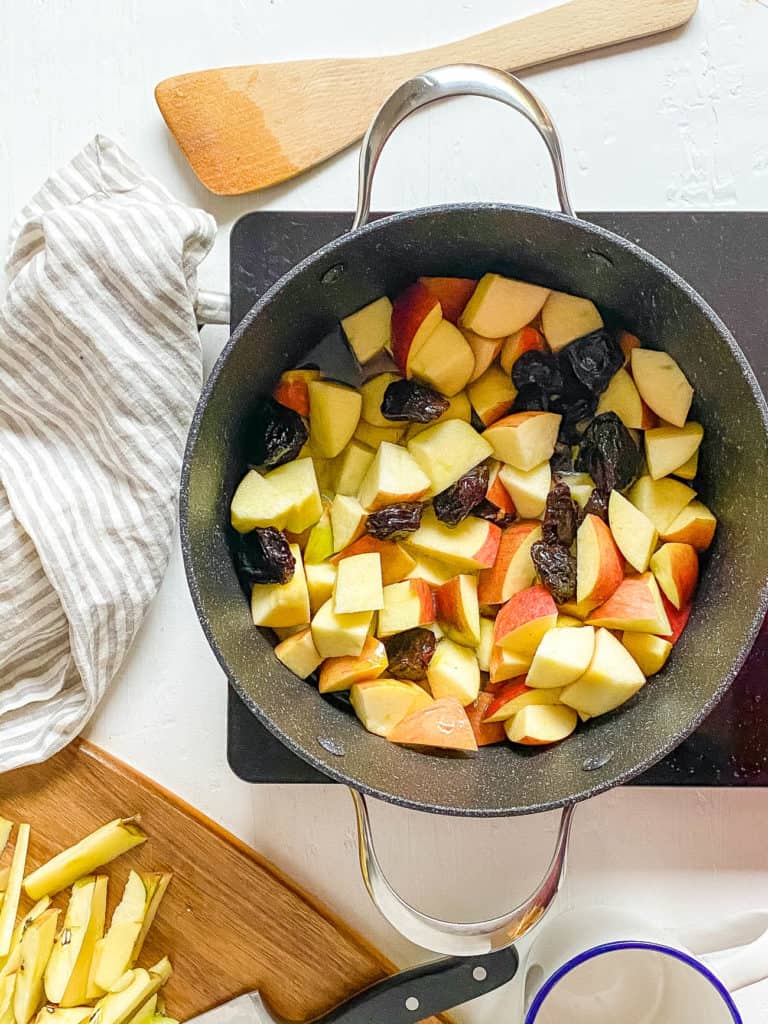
[226,211,768,788]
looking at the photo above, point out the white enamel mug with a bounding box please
[521,907,768,1024]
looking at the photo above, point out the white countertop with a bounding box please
[3,1,768,1020]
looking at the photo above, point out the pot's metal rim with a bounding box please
[180,202,768,818]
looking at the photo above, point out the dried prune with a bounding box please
[243,396,308,469]
[366,502,423,539]
[551,386,598,444]
[233,527,295,592]
[433,463,490,526]
[550,442,575,474]
[576,412,642,491]
[471,498,517,529]
[512,351,564,394]
[381,379,450,423]
[531,540,576,604]
[383,628,436,681]
[512,386,549,413]
[561,329,623,395]
[582,487,610,523]
[542,479,578,547]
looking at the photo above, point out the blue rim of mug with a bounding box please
[525,940,742,1024]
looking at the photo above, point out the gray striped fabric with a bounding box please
[0,136,216,770]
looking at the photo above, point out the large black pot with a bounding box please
[181,66,768,820]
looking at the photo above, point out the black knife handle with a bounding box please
[311,946,519,1024]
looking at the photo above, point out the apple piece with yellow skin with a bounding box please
[463,329,503,382]
[486,462,517,518]
[263,458,323,535]
[405,554,457,587]
[304,509,333,565]
[460,273,550,338]
[644,422,703,480]
[333,552,384,614]
[332,441,375,496]
[483,411,561,471]
[627,475,696,534]
[230,470,292,533]
[650,543,698,609]
[391,282,443,373]
[477,522,540,605]
[388,696,477,751]
[499,461,550,519]
[13,910,60,1024]
[630,349,693,428]
[556,614,582,628]
[350,678,431,737]
[493,585,558,655]
[377,579,435,637]
[407,319,475,396]
[251,545,310,628]
[354,419,405,448]
[311,599,373,659]
[44,875,107,1006]
[407,419,493,496]
[435,574,481,647]
[557,596,599,620]
[476,617,496,672]
[540,290,603,351]
[406,508,501,572]
[621,632,672,675]
[330,494,368,552]
[560,627,645,717]
[360,372,404,428]
[318,636,388,693]
[341,296,393,364]
[618,330,641,365]
[483,679,563,722]
[427,638,480,706]
[465,692,506,746]
[608,490,658,574]
[505,704,578,745]
[308,380,362,458]
[419,277,477,323]
[305,562,336,614]
[405,391,472,439]
[674,449,698,481]
[596,368,656,430]
[358,442,431,511]
[561,472,595,510]
[526,626,596,688]
[489,646,533,684]
[467,365,518,426]
[499,325,546,375]
[332,535,416,585]
[586,572,671,635]
[272,368,321,418]
[274,628,323,679]
[576,513,624,609]
[660,499,716,551]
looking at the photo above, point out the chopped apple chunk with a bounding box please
[406,420,492,496]
[0,823,29,956]
[341,296,392,364]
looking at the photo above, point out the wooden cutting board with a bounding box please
[0,741,444,1024]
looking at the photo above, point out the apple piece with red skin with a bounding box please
[318,635,388,693]
[418,276,477,323]
[460,273,550,339]
[465,692,506,746]
[560,627,645,718]
[388,696,477,752]
[526,625,596,688]
[499,325,546,375]
[390,282,442,373]
[376,579,435,637]
[427,637,481,706]
[489,646,532,684]
[407,319,475,396]
[406,508,501,572]
[483,678,564,722]
[660,500,716,551]
[341,296,393,364]
[463,330,504,383]
[620,632,672,676]
[350,678,432,737]
[596,368,656,430]
[650,543,699,609]
[618,331,641,366]
[274,628,323,679]
[493,585,558,655]
[435,574,481,647]
[576,513,624,609]
[331,535,416,586]
[658,594,692,644]
[505,704,578,745]
[486,462,517,519]
[586,572,671,635]
[477,521,541,605]
[498,461,550,519]
[483,411,561,471]
[357,441,431,511]
[273,369,321,418]
[467,365,518,426]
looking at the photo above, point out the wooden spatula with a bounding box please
[155,0,697,196]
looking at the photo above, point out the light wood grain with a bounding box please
[0,742,445,1024]
[155,0,698,195]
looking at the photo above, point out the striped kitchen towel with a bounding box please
[0,136,217,770]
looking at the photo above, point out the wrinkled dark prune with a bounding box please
[433,463,490,526]
[576,412,642,491]
[542,479,578,547]
[531,541,576,604]
[550,442,575,474]
[233,527,295,592]
[383,628,436,681]
[381,379,450,423]
[511,351,564,394]
[471,498,517,529]
[561,329,624,395]
[552,386,598,444]
[512,385,549,412]
[582,487,610,523]
[366,502,423,539]
[243,396,308,469]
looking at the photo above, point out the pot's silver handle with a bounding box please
[195,288,231,326]
[349,789,575,956]
[352,64,575,231]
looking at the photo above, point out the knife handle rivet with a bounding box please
[404,996,419,1012]
[472,966,488,982]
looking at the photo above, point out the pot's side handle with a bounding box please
[352,64,575,231]
[195,288,231,326]
[349,789,575,956]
